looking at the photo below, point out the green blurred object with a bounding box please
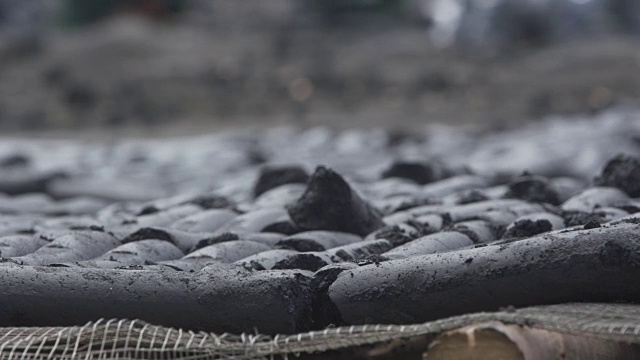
[57,0,186,27]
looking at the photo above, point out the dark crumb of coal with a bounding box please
[595,154,640,197]
[583,220,602,229]
[502,219,553,239]
[610,217,640,226]
[185,194,232,209]
[136,205,160,216]
[242,261,266,271]
[386,129,427,148]
[276,239,325,252]
[48,263,71,268]
[332,250,353,262]
[272,254,328,272]
[253,164,309,198]
[69,225,105,232]
[406,219,437,238]
[505,174,560,205]
[562,211,603,227]
[435,213,452,227]
[163,264,184,271]
[262,221,299,235]
[392,196,438,212]
[441,222,475,243]
[457,189,490,204]
[46,244,66,249]
[64,83,96,111]
[616,204,640,214]
[382,161,438,185]
[118,264,145,270]
[287,166,383,236]
[494,225,507,240]
[127,153,147,164]
[46,210,72,217]
[122,227,174,244]
[0,154,30,168]
[246,147,268,165]
[374,225,414,247]
[192,232,239,251]
[357,254,389,267]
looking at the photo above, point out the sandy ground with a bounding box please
[1,13,640,136]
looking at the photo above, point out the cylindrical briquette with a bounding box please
[0,266,314,334]
[328,223,640,325]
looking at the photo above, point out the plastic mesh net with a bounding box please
[1,303,639,359]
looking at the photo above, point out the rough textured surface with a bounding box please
[506,174,561,205]
[0,120,638,334]
[287,166,384,236]
[328,224,640,325]
[595,154,640,197]
[0,266,314,334]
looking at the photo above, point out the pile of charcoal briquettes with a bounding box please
[0,114,640,335]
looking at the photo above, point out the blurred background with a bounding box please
[1,0,640,135]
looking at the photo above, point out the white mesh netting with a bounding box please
[1,303,639,359]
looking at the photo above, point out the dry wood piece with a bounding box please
[425,321,640,360]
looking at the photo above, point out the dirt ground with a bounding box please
[1,11,640,136]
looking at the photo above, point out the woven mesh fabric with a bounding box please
[0,303,639,359]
